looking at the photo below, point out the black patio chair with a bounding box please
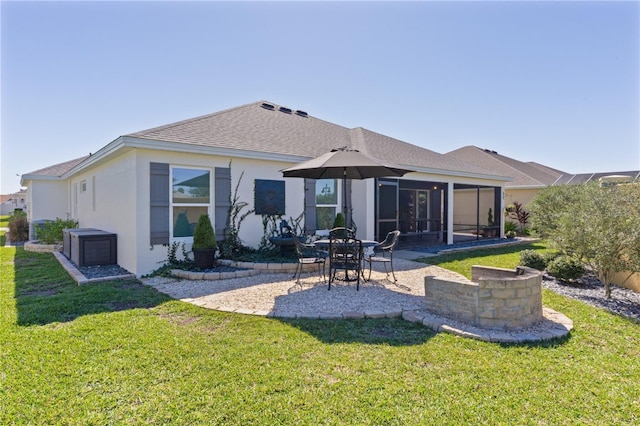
[329,227,356,239]
[328,236,363,290]
[292,236,327,283]
[364,230,400,282]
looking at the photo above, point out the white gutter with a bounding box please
[505,184,548,189]
[403,165,512,182]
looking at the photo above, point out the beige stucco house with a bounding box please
[21,101,513,276]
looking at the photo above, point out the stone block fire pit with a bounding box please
[424,265,543,330]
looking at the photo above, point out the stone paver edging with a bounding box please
[53,252,136,285]
[170,259,316,280]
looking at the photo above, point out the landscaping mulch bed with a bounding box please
[542,272,640,322]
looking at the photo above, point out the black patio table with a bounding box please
[314,239,379,285]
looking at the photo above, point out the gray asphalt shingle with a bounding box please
[126,101,499,177]
[445,146,565,187]
[24,155,90,177]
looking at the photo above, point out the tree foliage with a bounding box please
[529,182,640,298]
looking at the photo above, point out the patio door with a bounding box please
[376,180,398,240]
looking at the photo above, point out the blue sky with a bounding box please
[2,0,639,193]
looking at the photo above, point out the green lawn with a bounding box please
[412,241,554,279]
[0,215,9,246]
[1,245,639,424]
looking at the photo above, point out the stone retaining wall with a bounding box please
[171,259,321,281]
[424,265,543,330]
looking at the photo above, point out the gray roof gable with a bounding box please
[126,101,499,178]
[445,146,565,187]
[127,101,352,159]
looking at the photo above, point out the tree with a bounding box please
[529,182,640,298]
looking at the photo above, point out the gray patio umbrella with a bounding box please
[281,147,414,225]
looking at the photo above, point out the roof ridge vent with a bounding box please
[278,106,292,114]
[295,110,308,117]
[261,103,275,110]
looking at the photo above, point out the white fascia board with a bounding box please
[406,165,513,182]
[505,184,548,189]
[20,174,62,184]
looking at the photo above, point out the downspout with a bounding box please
[476,186,480,241]
[447,182,454,245]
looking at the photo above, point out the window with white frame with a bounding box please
[315,178,339,231]
[171,167,211,239]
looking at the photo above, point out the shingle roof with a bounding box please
[1,190,26,204]
[24,155,90,177]
[126,101,500,177]
[444,146,566,187]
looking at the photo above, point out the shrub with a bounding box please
[519,249,546,270]
[8,210,29,242]
[543,251,561,265]
[332,212,346,229]
[192,214,217,250]
[38,216,79,244]
[144,242,194,277]
[505,230,516,239]
[546,255,586,282]
[504,221,518,235]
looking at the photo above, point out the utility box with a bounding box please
[64,229,117,267]
[62,228,97,260]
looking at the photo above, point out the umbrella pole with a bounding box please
[343,168,350,229]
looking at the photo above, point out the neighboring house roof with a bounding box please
[553,170,640,185]
[125,101,508,180]
[21,155,90,183]
[1,191,27,207]
[444,146,566,188]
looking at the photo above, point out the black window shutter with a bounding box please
[150,162,170,245]
[304,178,316,235]
[215,167,231,239]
